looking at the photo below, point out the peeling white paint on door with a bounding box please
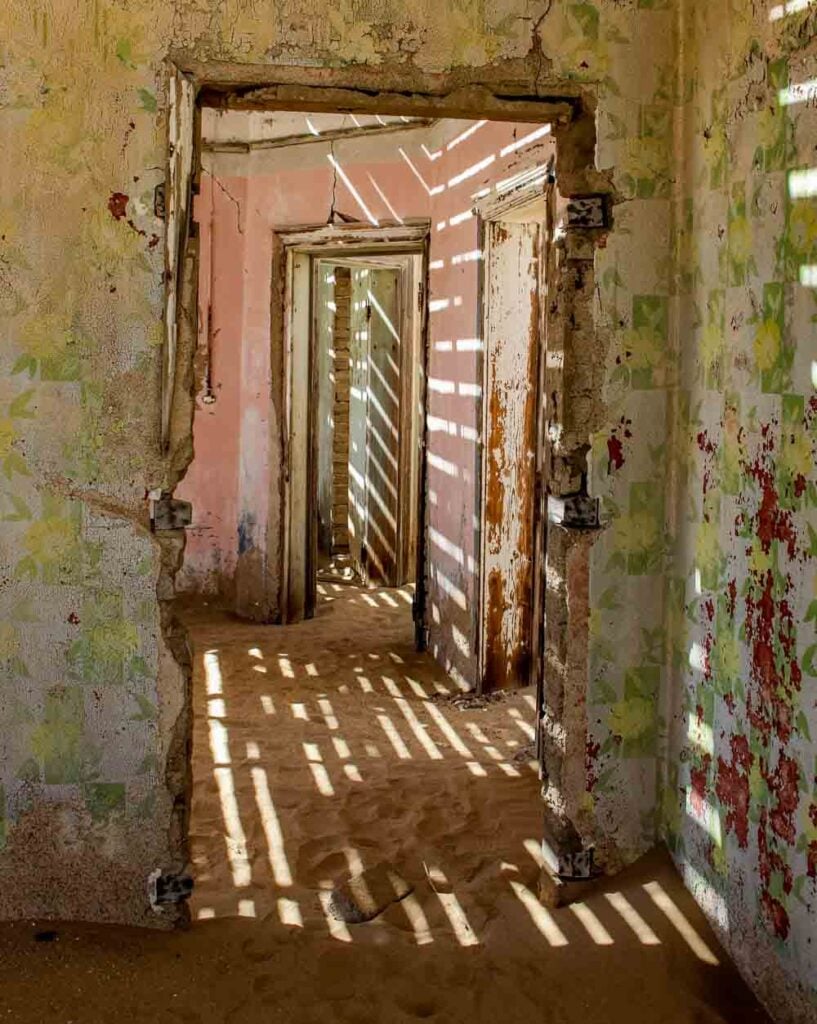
[479,219,540,691]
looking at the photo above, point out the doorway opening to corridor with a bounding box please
[312,254,424,596]
[173,104,556,696]
[279,232,428,640]
[164,85,576,935]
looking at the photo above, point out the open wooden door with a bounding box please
[478,211,543,692]
[363,266,402,586]
[348,268,370,580]
[348,265,403,586]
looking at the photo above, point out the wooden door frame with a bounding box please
[276,222,430,622]
[158,66,626,890]
[474,176,551,694]
[158,63,624,897]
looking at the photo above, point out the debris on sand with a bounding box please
[328,862,413,923]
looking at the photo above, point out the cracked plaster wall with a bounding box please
[659,4,817,1020]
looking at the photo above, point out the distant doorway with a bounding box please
[279,227,428,626]
[314,255,424,591]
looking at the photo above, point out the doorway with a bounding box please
[281,234,428,626]
[167,101,600,927]
[313,254,424,592]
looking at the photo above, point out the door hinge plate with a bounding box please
[547,494,599,529]
[148,869,193,912]
[150,493,192,531]
[566,195,608,230]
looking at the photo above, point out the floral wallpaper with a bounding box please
[585,1,817,1017]
[665,5,816,1015]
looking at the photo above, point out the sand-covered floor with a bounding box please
[0,581,770,1023]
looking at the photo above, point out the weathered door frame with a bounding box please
[163,67,615,882]
[162,71,585,639]
[276,222,430,622]
[475,176,551,694]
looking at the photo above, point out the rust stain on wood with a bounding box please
[482,223,540,692]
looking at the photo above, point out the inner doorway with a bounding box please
[313,254,424,593]
[283,237,427,627]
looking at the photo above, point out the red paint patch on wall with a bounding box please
[757,808,794,940]
[731,419,812,946]
[585,738,601,791]
[697,429,718,499]
[715,735,752,848]
[742,428,797,559]
[744,563,799,746]
[607,435,624,472]
[808,839,817,879]
[726,578,737,618]
[106,191,150,244]
[755,479,797,558]
[689,755,711,820]
[766,753,800,845]
[696,430,716,455]
[108,192,129,220]
[606,417,631,474]
[761,890,790,940]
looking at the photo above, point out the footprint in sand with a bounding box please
[395,994,437,1018]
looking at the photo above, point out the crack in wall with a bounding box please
[202,169,244,234]
[530,1,554,97]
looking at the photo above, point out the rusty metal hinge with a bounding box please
[547,493,599,529]
[148,869,193,912]
[153,182,166,220]
[149,491,192,531]
[566,195,608,230]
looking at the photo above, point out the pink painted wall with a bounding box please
[177,129,429,601]
[176,117,555,686]
[179,176,248,597]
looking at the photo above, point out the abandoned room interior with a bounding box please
[0,2,816,1023]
